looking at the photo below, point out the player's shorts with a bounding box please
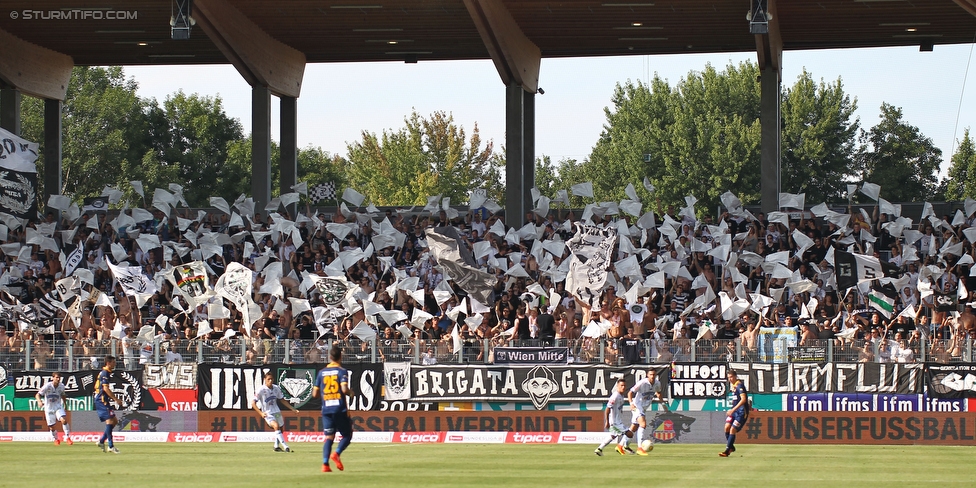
[264,411,284,427]
[322,411,352,437]
[726,410,746,429]
[95,401,116,422]
[631,409,647,425]
[609,422,628,436]
[45,407,67,426]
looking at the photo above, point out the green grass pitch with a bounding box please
[3,442,973,487]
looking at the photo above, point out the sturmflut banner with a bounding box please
[730,362,924,394]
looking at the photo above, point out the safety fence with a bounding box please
[0,335,969,372]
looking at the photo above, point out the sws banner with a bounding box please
[409,364,670,410]
[730,362,923,394]
[197,363,382,411]
[493,347,570,365]
[926,364,976,398]
[143,363,197,389]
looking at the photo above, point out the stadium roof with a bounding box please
[1,0,975,67]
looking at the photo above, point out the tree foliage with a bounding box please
[944,128,976,201]
[344,111,502,206]
[781,70,860,202]
[855,103,942,202]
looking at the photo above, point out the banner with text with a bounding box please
[668,363,727,399]
[493,347,570,365]
[197,363,382,411]
[746,411,976,445]
[409,364,670,410]
[729,362,923,394]
[926,363,976,398]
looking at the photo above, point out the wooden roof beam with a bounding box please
[753,0,783,76]
[954,0,976,17]
[0,28,72,101]
[463,0,541,93]
[194,0,306,98]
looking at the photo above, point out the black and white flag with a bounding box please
[833,250,888,290]
[310,182,336,203]
[0,127,39,219]
[565,224,618,307]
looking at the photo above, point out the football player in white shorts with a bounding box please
[35,372,72,445]
[253,373,299,452]
[595,378,634,456]
[627,369,664,455]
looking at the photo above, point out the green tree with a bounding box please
[584,62,763,214]
[142,91,244,206]
[344,111,502,206]
[781,70,859,203]
[20,66,150,201]
[855,103,942,202]
[585,76,673,204]
[944,128,976,201]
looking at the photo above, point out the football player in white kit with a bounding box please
[594,378,633,456]
[253,373,299,452]
[627,369,665,455]
[35,372,72,445]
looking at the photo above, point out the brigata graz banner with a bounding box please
[409,364,670,410]
[493,347,569,365]
[926,363,976,398]
[197,363,382,411]
[730,362,923,394]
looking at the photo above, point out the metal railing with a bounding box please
[0,336,968,372]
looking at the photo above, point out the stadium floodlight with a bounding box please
[171,0,194,40]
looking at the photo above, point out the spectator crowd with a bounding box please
[0,181,974,371]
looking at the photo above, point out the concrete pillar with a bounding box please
[0,87,22,135]
[760,65,781,214]
[44,98,62,202]
[523,91,535,219]
[505,83,525,227]
[280,95,298,216]
[251,85,272,215]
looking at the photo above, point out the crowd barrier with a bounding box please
[2,336,969,373]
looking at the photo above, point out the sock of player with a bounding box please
[323,438,334,465]
[598,435,617,450]
[276,430,288,449]
[104,424,114,447]
[51,429,57,440]
[726,433,736,450]
[63,423,70,436]
[336,433,351,455]
[636,427,645,445]
[725,431,730,441]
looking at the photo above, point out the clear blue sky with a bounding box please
[124,43,976,178]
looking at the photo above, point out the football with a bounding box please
[640,440,653,452]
